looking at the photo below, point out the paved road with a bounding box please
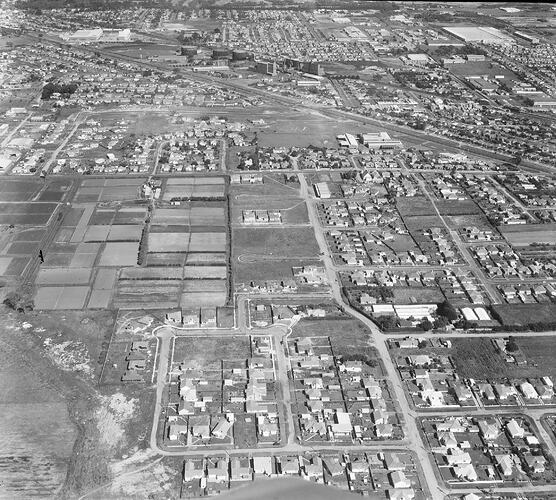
[149,326,174,452]
[297,171,446,499]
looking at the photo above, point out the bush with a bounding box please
[4,291,34,312]
[437,299,458,322]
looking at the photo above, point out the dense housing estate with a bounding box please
[0,1,555,500]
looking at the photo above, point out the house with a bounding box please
[437,418,466,433]
[426,391,445,407]
[191,419,210,440]
[408,355,431,367]
[168,424,188,441]
[453,463,478,481]
[207,459,229,482]
[330,410,352,437]
[494,384,516,400]
[281,456,300,475]
[478,420,499,441]
[519,382,538,400]
[479,383,496,401]
[323,458,344,476]
[372,410,389,425]
[438,431,458,449]
[496,454,514,476]
[304,456,323,479]
[506,419,525,439]
[384,453,405,471]
[524,453,547,474]
[183,460,205,481]
[398,337,419,349]
[389,470,411,488]
[230,457,252,481]
[376,423,394,438]
[165,310,182,325]
[387,488,415,500]
[253,456,274,477]
[445,448,472,466]
[211,416,233,439]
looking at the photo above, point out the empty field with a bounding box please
[151,206,225,226]
[291,318,376,361]
[87,289,112,309]
[396,197,436,217]
[34,286,90,310]
[233,227,319,259]
[435,199,482,216]
[182,280,227,292]
[93,268,117,289]
[120,267,182,280]
[148,232,189,253]
[491,303,556,326]
[74,179,144,203]
[149,232,226,253]
[98,242,139,266]
[451,337,556,380]
[500,224,556,246]
[162,177,226,201]
[172,335,250,365]
[392,287,445,304]
[180,292,227,307]
[185,253,227,265]
[0,179,43,201]
[0,202,57,225]
[189,232,226,252]
[183,266,227,279]
[231,196,309,225]
[36,268,92,285]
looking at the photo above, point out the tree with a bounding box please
[437,299,458,322]
[434,316,450,330]
[375,315,397,330]
[420,319,433,331]
[506,336,519,352]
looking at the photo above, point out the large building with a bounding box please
[254,60,277,76]
[443,26,513,44]
[68,28,103,42]
[283,58,323,76]
[360,132,402,151]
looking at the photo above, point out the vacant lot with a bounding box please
[451,337,556,380]
[233,227,319,260]
[231,195,309,225]
[392,287,445,304]
[0,178,43,201]
[99,242,139,266]
[396,197,436,217]
[36,268,92,285]
[445,214,495,230]
[172,336,250,366]
[180,291,227,308]
[162,177,226,201]
[0,202,57,225]
[434,199,482,216]
[500,223,556,246]
[35,286,90,310]
[402,215,444,231]
[235,258,322,283]
[491,303,556,326]
[291,318,377,361]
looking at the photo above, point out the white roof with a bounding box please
[461,307,478,321]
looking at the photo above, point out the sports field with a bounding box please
[500,223,556,246]
[162,177,226,201]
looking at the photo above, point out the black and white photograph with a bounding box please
[0,1,555,499]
